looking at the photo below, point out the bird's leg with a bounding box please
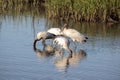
[42,40,45,45]
[60,48,64,54]
[53,43,58,50]
[68,52,73,59]
[42,39,46,49]
[73,42,77,52]
[58,49,64,58]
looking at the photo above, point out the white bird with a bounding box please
[33,24,87,53]
[53,36,72,54]
[61,23,88,44]
[47,28,63,35]
[33,30,68,52]
[33,31,56,48]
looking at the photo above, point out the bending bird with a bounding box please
[33,31,56,48]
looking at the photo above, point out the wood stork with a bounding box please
[33,31,56,48]
[33,31,72,55]
[53,36,73,54]
[61,23,88,44]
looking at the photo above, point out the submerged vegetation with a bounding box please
[0,0,120,23]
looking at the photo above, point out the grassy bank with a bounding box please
[45,0,120,23]
[0,0,119,23]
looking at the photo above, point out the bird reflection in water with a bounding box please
[33,45,87,72]
[53,49,87,72]
[33,43,57,58]
[33,43,87,72]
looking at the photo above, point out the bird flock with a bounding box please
[33,23,88,54]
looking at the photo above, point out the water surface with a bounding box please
[0,15,120,80]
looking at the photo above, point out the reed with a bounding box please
[45,0,120,23]
[0,0,119,23]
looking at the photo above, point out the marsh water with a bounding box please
[0,14,120,80]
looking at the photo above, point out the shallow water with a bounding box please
[0,15,120,80]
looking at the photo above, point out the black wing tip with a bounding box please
[85,37,88,39]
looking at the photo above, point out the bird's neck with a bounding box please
[33,39,37,50]
[33,39,40,49]
[62,27,67,33]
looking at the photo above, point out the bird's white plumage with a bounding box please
[62,28,86,43]
[34,24,87,54]
[47,28,63,35]
[53,36,70,50]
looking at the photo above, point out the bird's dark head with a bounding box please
[45,32,56,39]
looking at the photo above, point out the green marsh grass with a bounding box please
[45,0,120,23]
[0,0,119,23]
